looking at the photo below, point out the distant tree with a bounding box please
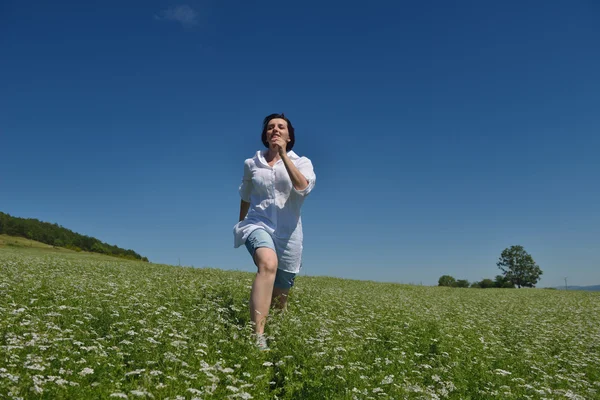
[480,278,495,289]
[470,282,481,288]
[91,242,107,254]
[438,275,456,287]
[497,245,542,288]
[454,279,470,288]
[494,275,507,288]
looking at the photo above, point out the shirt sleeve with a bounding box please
[239,159,253,202]
[292,157,316,197]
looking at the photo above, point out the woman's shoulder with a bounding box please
[289,151,313,165]
[244,150,266,168]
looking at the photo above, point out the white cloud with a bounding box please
[156,5,198,29]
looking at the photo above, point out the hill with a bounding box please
[0,246,598,399]
[0,234,141,263]
[0,211,147,261]
[0,234,64,250]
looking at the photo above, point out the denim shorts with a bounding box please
[245,229,297,289]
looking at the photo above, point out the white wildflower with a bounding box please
[31,385,43,394]
[130,390,153,398]
[79,367,94,376]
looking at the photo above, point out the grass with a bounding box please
[1,244,599,399]
[0,235,60,250]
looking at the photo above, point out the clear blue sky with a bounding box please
[2,1,599,288]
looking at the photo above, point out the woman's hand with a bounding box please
[272,136,290,157]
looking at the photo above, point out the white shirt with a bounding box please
[233,150,316,273]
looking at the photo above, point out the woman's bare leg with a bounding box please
[249,247,278,335]
[271,287,290,311]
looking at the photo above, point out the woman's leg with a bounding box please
[249,247,278,335]
[271,287,290,310]
[271,269,296,310]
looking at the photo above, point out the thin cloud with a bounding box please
[155,5,198,29]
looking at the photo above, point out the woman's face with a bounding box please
[265,118,290,148]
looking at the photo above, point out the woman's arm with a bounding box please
[280,153,309,191]
[273,137,312,192]
[239,200,250,222]
[238,159,252,221]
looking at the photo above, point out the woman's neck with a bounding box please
[265,148,280,163]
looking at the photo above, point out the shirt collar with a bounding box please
[256,149,300,165]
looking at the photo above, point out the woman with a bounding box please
[233,113,316,351]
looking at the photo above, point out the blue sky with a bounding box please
[2,1,599,287]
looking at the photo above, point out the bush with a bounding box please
[438,275,456,287]
[454,279,470,288]
[502,281,516,289]
[480,279,495,289]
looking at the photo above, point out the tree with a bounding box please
[494,274,515,288]
[454,279,470,288]
[480,278,495,289]
[438,275,456,287]
[497,245,543,288]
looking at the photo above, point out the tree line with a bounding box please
[0,212,148,262]
[438,274,515,288]
[439,245,543,289]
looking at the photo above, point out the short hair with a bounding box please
[261,113,295,151]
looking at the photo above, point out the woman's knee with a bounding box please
[254,248,278,275]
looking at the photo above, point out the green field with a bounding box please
[1,244,599,399]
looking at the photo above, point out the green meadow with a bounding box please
[1,242,599,399]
